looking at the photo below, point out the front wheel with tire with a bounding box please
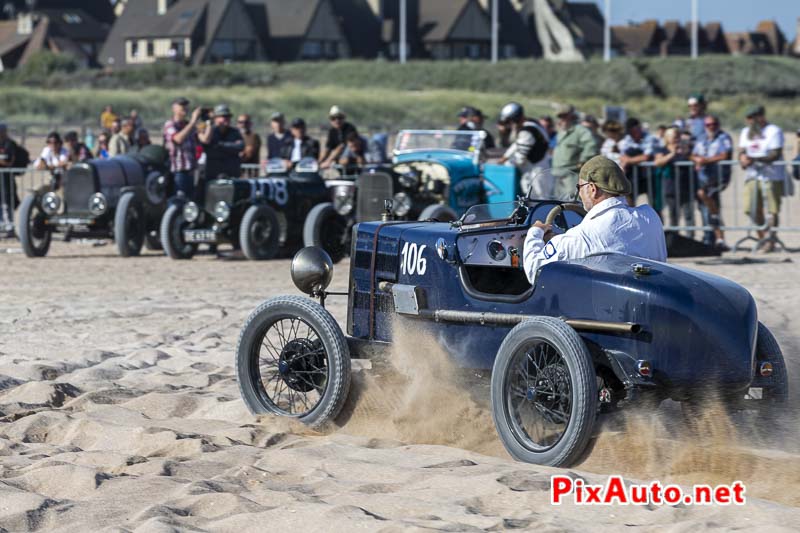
[114,192,145,257]
[491,317,597,467]
[303,202,348,264]
[240,204,280,260]
[18,194,52,258]
[160,203,197,260]
[418,203,457,222]
[236,295,351,428]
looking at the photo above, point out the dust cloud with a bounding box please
[332,320,800,505]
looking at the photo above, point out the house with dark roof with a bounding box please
[611,20,663,57]
[100,0,263,68]
[725,31,773,55]
[477,0,541,58]
[246,0,350,61]
[683,22,729,55]
[660,20,690,55]
[377,0,495,59]
[0,6,111,70]
[330,0,381,58]
[756,20,787,55]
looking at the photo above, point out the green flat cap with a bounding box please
[580,155,631,195]
[746,105,765,118]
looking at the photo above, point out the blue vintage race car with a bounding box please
[303,129,518,263]
[236,169,788,467]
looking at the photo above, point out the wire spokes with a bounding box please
[256,317,328,416]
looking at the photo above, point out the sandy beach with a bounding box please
[1,240,799,532]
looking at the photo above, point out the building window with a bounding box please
[147,41,155,57]
[131,41,139,58]
[209,39,256,62]
[502,44,516,58]
[466,43,481,59]
[324,41,338,58]
[301,41,322,59]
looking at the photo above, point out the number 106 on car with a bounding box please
[400,242,427,276]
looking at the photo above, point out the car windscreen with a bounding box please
[461,201,519,224]
[394,130,484,154]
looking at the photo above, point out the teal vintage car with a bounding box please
[304,129,520,262]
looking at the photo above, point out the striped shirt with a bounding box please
[163,119,197,172]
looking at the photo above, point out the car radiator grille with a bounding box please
[356,173,393,222]
[63,169,95,215]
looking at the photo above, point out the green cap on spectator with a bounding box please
[687,93,705,105]
[745,105,765,118]
[579,155,631,195]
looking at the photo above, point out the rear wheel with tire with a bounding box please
[303,202,348,264]
[236,295,351,428]
[18,194,51,258]
[160,203,197,260]
[491,317,597,467]
[114,192,145,257]
[240,204,280,260]
[418,203,457,222]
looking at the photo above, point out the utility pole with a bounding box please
[603,0,611,62]
[691,0,699,59]
[491,0,498,63]
[400,0,407,64]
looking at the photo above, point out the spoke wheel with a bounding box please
[491,317,596,467]
[256,318,328,415]
[506,340,573,452]
[236,295,351,427]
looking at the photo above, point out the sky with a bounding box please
[588,0,799,39]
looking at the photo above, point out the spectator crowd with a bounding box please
[1,94,798,252]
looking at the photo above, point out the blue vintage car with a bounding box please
[303,129,518,263]
[235,171,788,467]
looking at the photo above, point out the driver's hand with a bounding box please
[532,221,555,242]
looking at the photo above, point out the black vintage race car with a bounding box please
[235,170,788,467]
[303,130,493,263]
[18,146,172,258]
[160,158,329,260]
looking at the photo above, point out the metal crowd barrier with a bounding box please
[630,160,800,252]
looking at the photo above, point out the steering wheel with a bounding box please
[544,203,587,231]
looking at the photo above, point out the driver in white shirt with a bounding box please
[524,155,667,284]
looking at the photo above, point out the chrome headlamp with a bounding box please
[88,192,107,216]
[333,185,355,216]
[41,192,61,215]
[398,171,420,189]
[392,192,412,217]
[182,201,199,223]
[214,201,231,223]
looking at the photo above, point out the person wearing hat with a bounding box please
[163,96,203,197]
[198,104,244,180]
[281,118,320,166]
[686,93,708,143]
[523,155,667,284]
[497,102,551,197]
[738,105,786,252]
[551,103,599,199]
[266,112,289,160]
[320,105,358,169]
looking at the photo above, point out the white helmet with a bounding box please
[499,102,524,123]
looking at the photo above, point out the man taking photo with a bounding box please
[199,104,244,180]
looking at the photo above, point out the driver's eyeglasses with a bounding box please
[575,182,592,193]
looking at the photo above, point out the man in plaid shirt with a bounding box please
[163,97,201,197]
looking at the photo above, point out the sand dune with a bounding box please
[1,241,799,531]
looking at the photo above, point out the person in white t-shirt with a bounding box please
[738,105,785,252]
[34,132,69,172]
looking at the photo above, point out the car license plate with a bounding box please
[183,229,219,243]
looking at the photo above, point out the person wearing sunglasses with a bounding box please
[34,132,69,172]
[319,105,358,169]
[691,114,733,251]
[523,155,667,284]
